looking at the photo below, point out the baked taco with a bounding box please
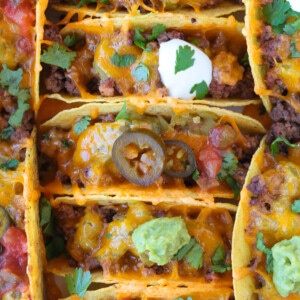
[232,115,300,299]
[0,1,44,297]
[41,198,236,298]
[39,14,258,108]
[47,0,244,16]
[38,100,265,204]
[243,0,300,113]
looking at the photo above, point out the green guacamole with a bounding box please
[272,236,300,297]
[132,217,190,266]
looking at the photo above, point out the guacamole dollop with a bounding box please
[272,236,300,297]
[132,217,190,266]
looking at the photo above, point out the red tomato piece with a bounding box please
[196,143,223,190]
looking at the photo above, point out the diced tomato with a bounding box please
[0,227,29,296]
[195,143,223,190]
[1,0,35,30]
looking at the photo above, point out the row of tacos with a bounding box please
[1,0,300,298]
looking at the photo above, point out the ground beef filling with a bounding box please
[266,97,300,155]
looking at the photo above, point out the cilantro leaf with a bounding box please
[132,62,150,82]
[39,197,52,227]
[262,0,292,27]
[174,238,203,269]
[270,136,299,156]
[0,159,19,170]
[290,39,300,58]
[76,0,97,7]
[133,24,166,51]
[46,236,65,260]
[192,169,200,180]
[133,26,148,50]
[65,267,92,298]
[174,297,193,300]
[216,152,240,199]
[64,34,77,47]
[190,81,208,99]
[0,126,15,140]
[175,45,195,74]
[256,232,273,273]
[100,0,110,4]
[0,64,23,95]
[61,138,72,148]
[147,24,166,41]
[291,200,300,213]
[211,245,231,273]
[110,52,136,68]
[41,42,77,69]
[115,101,130,121]
[241,52,249,67]
[284,18,300,35]
[217,152,238,179]
[8,98,30,127]
[74,116,91,134]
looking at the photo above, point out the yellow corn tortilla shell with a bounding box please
[0,129,43,299]
[58,282,234,299]
[242,0,272,112]
[232,136,266,299]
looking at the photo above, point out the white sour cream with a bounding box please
[158,39,212,100]
[288,0,300,12]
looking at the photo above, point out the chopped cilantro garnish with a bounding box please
[132,62,150,82]
[192,169,200,180]
[133,24,166,51]
[65,267,92,298]
[256,232,273,273]
[41,42,77,69]
[262,0,292,27]
[174,297,193,300]
[110,52,136,68]
[0,65,31,127]
[175,45,195,74]
[61,138,72,148]
[0,64,23,95]
[270,136,299,156]
[290,39,300,58]
[217,152,240,199]
[8,97,30,127]
[174,237,203,269]
[100,0,110,4]
[0,126,15,140]
[291,200,300,213]
[241,52,249,67]
[64,34,77,48]
[39,197,52,227]
[147,24,166,41]
[284,18,300,35]
[74,116,91,134]
[190,81,208,99]
[46,236,65,260]
[211,245,231,273]
[76,0,97,7]
[115,101,130,121]
[106,233,112,238]
[0,159,19,170]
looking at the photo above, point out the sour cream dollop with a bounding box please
[158,39,212,100]
[288,0,300,12]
